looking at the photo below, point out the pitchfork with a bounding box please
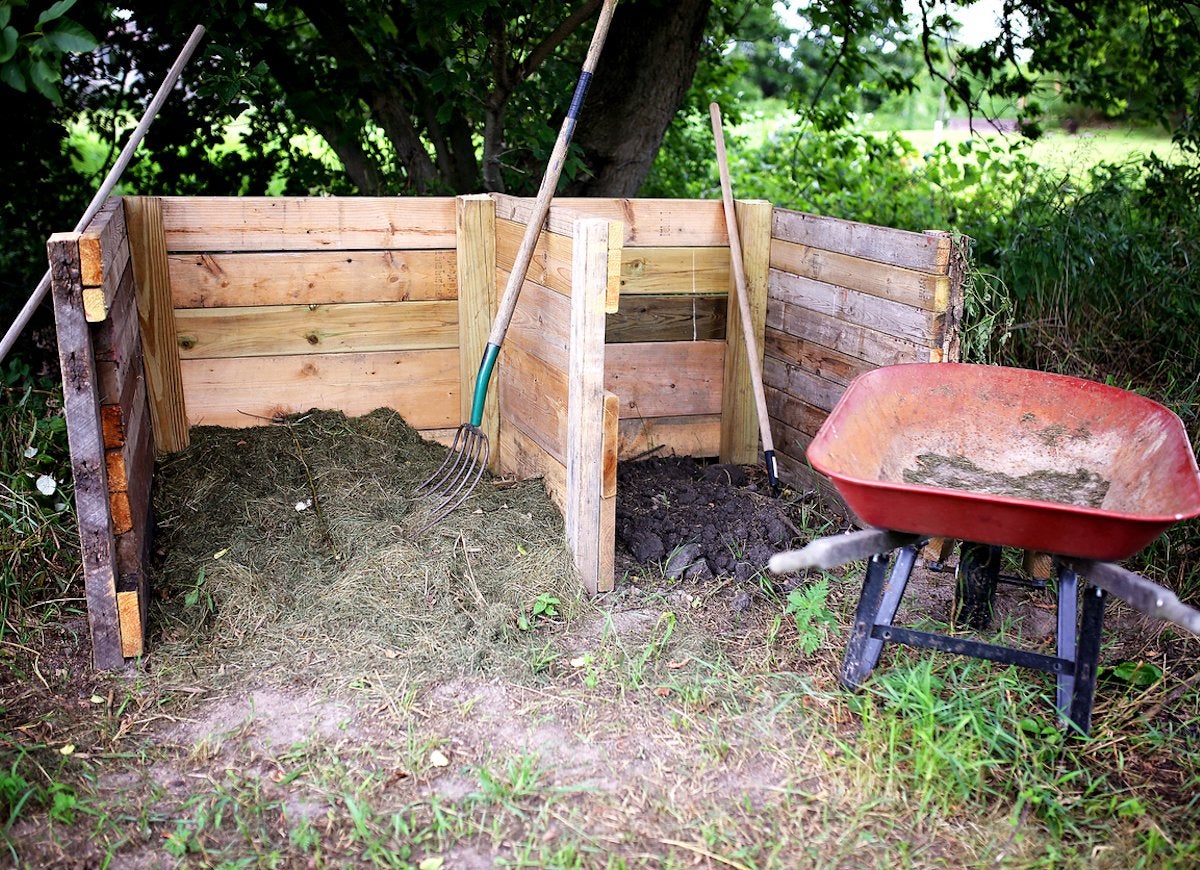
[414,0,618,532]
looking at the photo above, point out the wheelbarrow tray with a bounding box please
[807,364,1200,561]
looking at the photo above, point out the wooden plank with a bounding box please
[605,295,726,344]
[619,247,730,296]
[493,195,728,247]
[617,414,721,460]
[116,589,143,658]
[721,200,772,466]
[104,381,149,489]
[91,264,138,365]
[80,198,131,322]
[160,196,457,252]
[602,392,619,500]
[101,375,147,450]
[496,218,574,297]
[764,384,831,442]
[498,421,567,514]
[498,342,569,465]
[173,300,458,359]
[765,291,929,368]
[566,218,612,595]
[768,268,941,346]
[772,206,951,273]
[770,237,950,311]
[604,341,724,418]
[502,273,572,371]
[179,350,459,428]
[79,198,125,286]
[109,402,151,536]
[126,196,190,453]
[763,327,873,388]
[169,249,457,308]
[48,232,125,669]
[457,194,499,467]
[764,355,847,415]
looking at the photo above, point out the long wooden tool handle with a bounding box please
[0,24,208,365]
[710,101,779,489]
[467,0,617,425]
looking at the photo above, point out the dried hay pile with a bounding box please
[149,409,577,691]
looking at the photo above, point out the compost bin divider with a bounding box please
[48,232,125,668]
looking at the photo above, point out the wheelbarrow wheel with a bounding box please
[954,542,1001,629]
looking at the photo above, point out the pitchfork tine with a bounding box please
[415,425,470,496]
[414,433,490,536]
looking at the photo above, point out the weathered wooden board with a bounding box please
[605,295,726,344]
[496,216,621,311]
[494,195,728,248]
[764,384,832,441]
[457,194,499,466]
[770,237,949,311]
[566,218,615,595]
[765,291,929,368]
[772,207,951,273]
[80,198,131,322]
[763,355,846,415]
[720,200,772,466]
[160,196,457,252]
[499,420,567,515]
[91,264,138,365]
[768,268,942,346]
[617,413,721,459]
[179,350,459,428]
[501,274,572,371]
[173,300,458,359]
[498,342,569,465]
[48,232,124,669]
[104,379,150,491]
[126,195,189,453]
[109,401,152,536]
[604,341,724,418]
[496,218,575,297]
[764,327,873,388]
[169,249,458,308]
[619,247,730,296]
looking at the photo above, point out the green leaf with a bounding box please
[43,20,96,54]
[0,26,17,63]
[36,0,78,28]
[28,57,61,104]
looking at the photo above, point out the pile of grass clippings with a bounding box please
[149,409,578,691]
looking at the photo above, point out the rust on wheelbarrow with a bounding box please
[807,363,1200,562]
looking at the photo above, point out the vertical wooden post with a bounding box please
[719,199,772,465]
[47,232,125,669]
[567,218,615,594]
[125,196,189,452]
[457,194,499,467]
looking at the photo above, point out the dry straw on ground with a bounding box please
[149,409,578,691]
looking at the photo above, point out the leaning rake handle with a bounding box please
[709,102,780,494]
[416,0,618,531]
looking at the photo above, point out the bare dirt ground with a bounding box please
[3,451,1199,868]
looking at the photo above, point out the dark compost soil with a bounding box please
[614,456,808,583]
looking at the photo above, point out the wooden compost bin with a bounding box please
[48,194,962,669]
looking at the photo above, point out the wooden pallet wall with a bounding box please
[492,196,766,462]
[48,199,156,666]
[160,197,460,435]
[490,195,621,593]
[764,207,963,494]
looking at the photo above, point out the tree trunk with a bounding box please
[566,0,712,196]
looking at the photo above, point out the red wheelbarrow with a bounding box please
[770,363,1200,734]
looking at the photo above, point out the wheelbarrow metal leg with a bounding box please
[1055,565,1078,720]
[840,553,889,689]
[862,545,918,673]
[1068,584,1106,735]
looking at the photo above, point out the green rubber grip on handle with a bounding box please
[469,343,501,427]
